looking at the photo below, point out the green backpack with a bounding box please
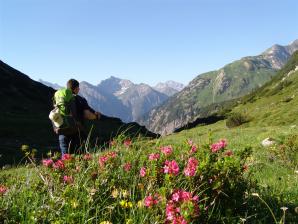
[50,88,78,135]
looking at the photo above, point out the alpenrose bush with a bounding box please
[0,138,252,223]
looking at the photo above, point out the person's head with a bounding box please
[67,79,80,94]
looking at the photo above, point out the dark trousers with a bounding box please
[58,132,86,155]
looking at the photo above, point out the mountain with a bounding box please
[154,81,185,96]
[139,39,298,135]
[38,79,62,90]
[79,81,132,122]
[0,62,158,166]
[41,76,171,122]
[116,83,168,121]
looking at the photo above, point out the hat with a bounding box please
[49,109,64,128]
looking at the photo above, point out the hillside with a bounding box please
[139,39,298,135]
[0,60,56,165]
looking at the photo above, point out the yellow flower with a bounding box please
[119,200,126,207]
[126,219,133,224]
[127,201,133,208]
[137,200,144,208]
[100,221,112,224]
[71,199,79,209]
[111,189,119,198]
[122,190,129,198]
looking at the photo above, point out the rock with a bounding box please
[261,137,276,147]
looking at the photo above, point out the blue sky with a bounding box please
[1,0,298,87]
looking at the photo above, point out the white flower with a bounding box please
[280,207,288,211]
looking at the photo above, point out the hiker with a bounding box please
[50,79,107,155]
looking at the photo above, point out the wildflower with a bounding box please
[124,139,132,147]
[111,189,119,198]
[75,165,81,172]
[163,160,179,176]
[123,162,132,172]
[63,175,74,184]
[187,139,193,146]
[149,153,160,161]
[42,159,53,167]
[99,156,108,167]
[119,200,132,208]
[122,189,129,198]
[0,185,7,195]
[140,167,146,177]
[126,218,133,224]
[224,150,233,157]
[144,194,160,208]
[190,145,197,154]
[166,190,199,223]
[90,188,97,196]
[211,139,227,153]
[137,200,144,208]
[62,153,72,161]
[184,157,198,177]
[100,221,112,224]
[83,153,92,160]
[53,160,65,170]
[161,145,173,156]
[71,199,79,209]
[108,151,117,158]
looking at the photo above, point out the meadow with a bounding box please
[0,121,297,223]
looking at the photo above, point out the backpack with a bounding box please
[49,88,79,135]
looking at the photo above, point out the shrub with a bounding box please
[226,112,250,128]
[0,137,252,223]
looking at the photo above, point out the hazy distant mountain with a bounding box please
[139,39,298,135]
[97,76,168,121]
[39,79,62,90]
[79,81,132,122]
[154,81,185,96]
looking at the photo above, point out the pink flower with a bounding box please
[163,160,179,175]
[144,194,160,208]
[53,160,65,170]
[63,175,73,184]
[187,139,193,146]
[161,145,173,156]
[211,139,227,153]
[108,151,117,158]
[42,159,53,167]
[149,153,160,161]
[83,153,92,160]
[0,185,7,195]
[224,150,233,157]
[62,153,72,161]
[98,156,108,167]
[124,139,132,147]
[140,167,146,177]
[166,190,199,222]
[173,216,188,224]
[190,145,197,154]
[184,157,198,177]
[123,162,132,172]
